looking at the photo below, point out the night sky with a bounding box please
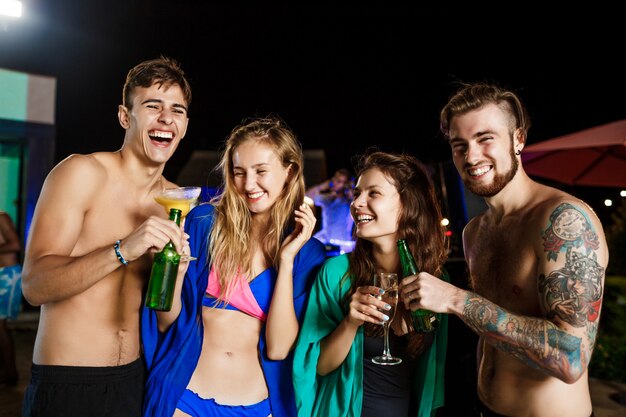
[1,3,624,218]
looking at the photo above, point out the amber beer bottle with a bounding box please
[397,239,438,332]
[145,208,182,311]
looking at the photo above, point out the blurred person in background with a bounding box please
[306,168,356,255]
[0,210,21,387]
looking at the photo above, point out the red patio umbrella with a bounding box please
[522,119,626,188]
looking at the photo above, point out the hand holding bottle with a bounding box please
[400,270,461,318]
[397,239,438,332]
[115,215,187,263]
[145,208,184,311]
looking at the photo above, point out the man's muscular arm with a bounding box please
[462,203,606,383]
[22,155,184,306]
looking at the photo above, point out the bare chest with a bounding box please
[465,221,540,314]
[77,186,163,253]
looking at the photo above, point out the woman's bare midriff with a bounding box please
[187,306,268,405]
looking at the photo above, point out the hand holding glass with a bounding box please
[371,272,402,365]
[154,186,201,261]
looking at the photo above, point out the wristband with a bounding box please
[114,240,129,266]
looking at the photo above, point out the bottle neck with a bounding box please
[397,240,418,277]
[169,209,182,226]
[163,208,182,250]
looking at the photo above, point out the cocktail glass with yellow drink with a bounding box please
[154,186,202,261]
[154,186,202,217]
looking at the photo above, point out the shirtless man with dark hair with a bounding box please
[21,56,192,417]
[401,82,607,417]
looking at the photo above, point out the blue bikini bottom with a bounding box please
[176,389,271,417]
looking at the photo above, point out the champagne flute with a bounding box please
[154,186,202,261]
[371,272,402,365]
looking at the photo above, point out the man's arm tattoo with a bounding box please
[541,203,604,354]
[463,295,582,378]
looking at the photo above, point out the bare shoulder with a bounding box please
[0,211,13,224]
[533,187,608,267]
[535,189,604,238]
[38,152,120,211]
[47,153,110,187]
[0,211,18,239]
[461,214,484,244]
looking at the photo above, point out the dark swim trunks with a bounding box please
[176,389,271,417]
[22,357,145,417]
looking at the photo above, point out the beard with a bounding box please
[464,143,519,197]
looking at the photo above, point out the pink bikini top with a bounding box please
[205,266,267,322]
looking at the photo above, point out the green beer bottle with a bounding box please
[145,208,182,311]
[397,239,438,332]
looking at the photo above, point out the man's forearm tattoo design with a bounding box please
[463,296,581,373]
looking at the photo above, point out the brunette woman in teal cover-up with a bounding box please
[293,151,449,417]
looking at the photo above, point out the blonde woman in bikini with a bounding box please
[141,116,326,417]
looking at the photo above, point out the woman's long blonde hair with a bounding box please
[209,116,305,300]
